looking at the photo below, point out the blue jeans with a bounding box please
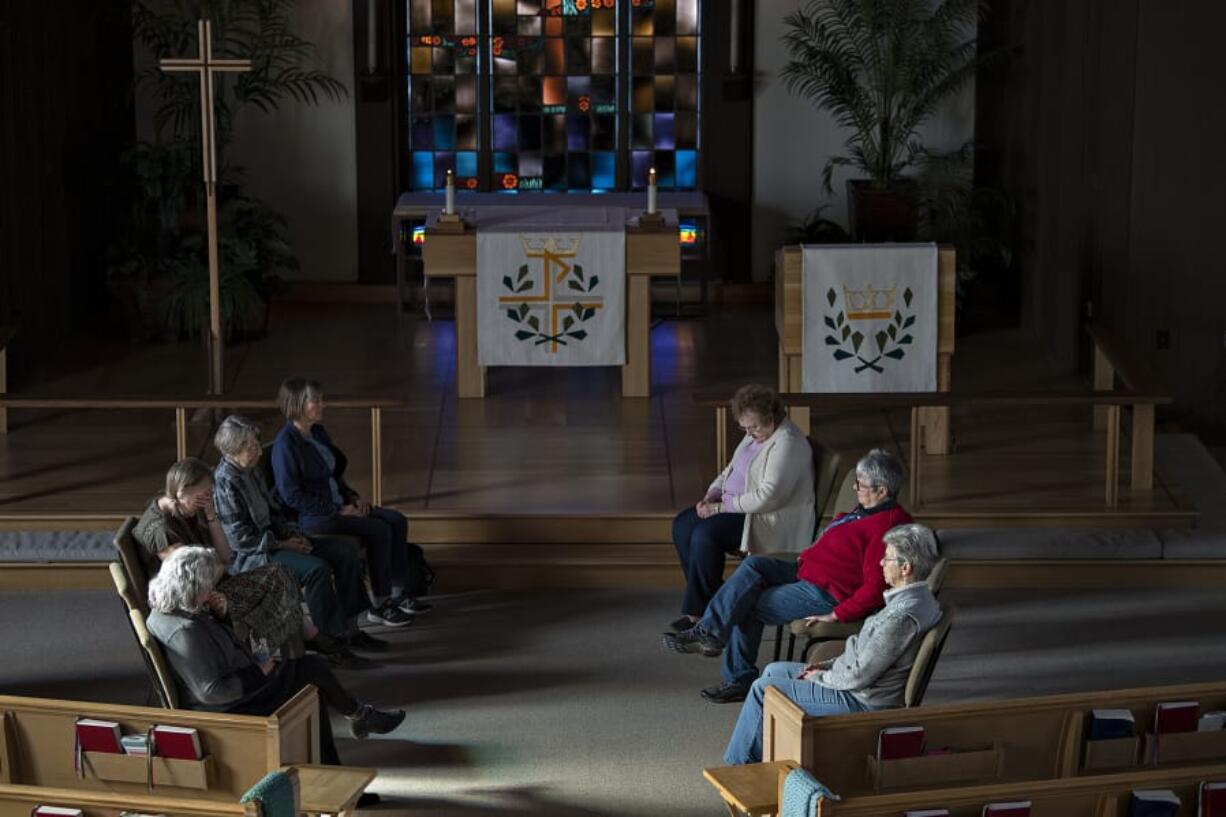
[300,506,410,598]
[724,662,876,764]
[696,556,837,685]
[272,536,368,636]
[672,506,747,616]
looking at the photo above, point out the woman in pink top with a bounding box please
[669,384,815,633]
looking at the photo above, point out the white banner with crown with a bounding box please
[476,210,626,367]
[801,244,938,393]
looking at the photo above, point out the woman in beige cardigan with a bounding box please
[669,384,815,633]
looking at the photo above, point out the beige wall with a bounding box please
[750,0,976,280]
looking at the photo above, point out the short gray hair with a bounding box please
[856,448,905,498]
[147,546,224,614]
[214,414,261,459]
[882,524,940,580]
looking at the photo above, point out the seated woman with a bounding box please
[670,384,815,632]
[723,523,942,765]
[211,414,386,665]
[271,377,427,629]
[146,546,404,768]
[134,458,308,659]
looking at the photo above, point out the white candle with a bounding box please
[367,0,377,74]
[445,169,456,215]
[647,167,658,215]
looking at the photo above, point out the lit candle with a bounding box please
[647,167,658,215]
[445,169,456,215]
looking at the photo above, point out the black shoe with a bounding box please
[667,615,698,634]
[350,703,406,739]
[366,601,414,628]
[700,681,751,703]
[348,630,391,652]
[305,634,348,656]
[356,792,381,808]
[326,648,380,670]
[662,628,722,657]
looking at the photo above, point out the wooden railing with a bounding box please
[0,326,14,434]
[1088,323,1155,491]
[0,396,400,506]
[696,389,1172,508]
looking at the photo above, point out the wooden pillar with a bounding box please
[622,273,651,397]
[908,407,921,507]
[1130,402,1155,492]
[1104,405,1120,507]
[715,406,728,471]
[454,276,485,398]
[1092,344,1114,431]
[175,407,188,461]
[370,407,383,506]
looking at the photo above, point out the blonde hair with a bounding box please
[164,458,213,502]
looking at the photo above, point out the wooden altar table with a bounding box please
[422,206,679,399]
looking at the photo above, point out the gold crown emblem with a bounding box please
[842,284,896,320]
[520,236,582,256]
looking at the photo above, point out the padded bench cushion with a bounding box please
[0,531,117,563]
[936,527,1163,560]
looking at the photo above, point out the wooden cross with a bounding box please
[160,19,251,396]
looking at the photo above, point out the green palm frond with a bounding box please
[781,0,997,192]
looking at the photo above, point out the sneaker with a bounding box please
[349,703,406,739]
[700,680,751,704]
[662,628,723,657]
[666,615,698,634]
[348,630,391,652]
[390,595,432,615]
[365,601,414,628]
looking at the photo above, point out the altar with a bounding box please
[422,204,679,398]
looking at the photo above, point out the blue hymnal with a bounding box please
[1089,708,1136,740]
[1129,789,1181,817]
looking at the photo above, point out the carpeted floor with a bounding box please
[4,583,1226,816]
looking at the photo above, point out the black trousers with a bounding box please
[228,655,358,765]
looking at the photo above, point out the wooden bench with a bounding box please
[0,764,376,817]
[708,759,1226,817]
[761,680,1226,797]
[0,693,322,801]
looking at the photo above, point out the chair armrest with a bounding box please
[787,619,863,639]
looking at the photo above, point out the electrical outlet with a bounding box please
[1156,329,1170,350]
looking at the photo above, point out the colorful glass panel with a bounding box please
[407,0,481,190]
[630,0,699,189]
[487,0,618,192]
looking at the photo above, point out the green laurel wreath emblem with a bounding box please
[823,286,917,374]
[503,262,600,347]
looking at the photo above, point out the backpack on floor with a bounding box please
[405,541,435,597]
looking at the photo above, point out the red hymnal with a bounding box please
[983,801,1032,817]
[151,725,202,760]
[1154,701,1200,736]
[74,718,122,754]
[878,726,926,761]
[1201,781,1226,817]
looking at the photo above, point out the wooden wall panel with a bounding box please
[0,3,133,383]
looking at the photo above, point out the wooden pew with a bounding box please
[708,760,1226,817]
[815,763,1226,817]
[0,692,320,801]
[0,764,375,817]
[761,680,1226,797]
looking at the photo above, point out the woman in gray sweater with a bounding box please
[146,546,404,766]
[723,523,943,764]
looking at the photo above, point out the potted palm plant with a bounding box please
[780,0,989,241]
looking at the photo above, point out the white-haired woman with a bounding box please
[723,524,943,764]
[212,415,385,665]
[133,458,307,659]
[146,547,404,768]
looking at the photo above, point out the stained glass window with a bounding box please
[407,0,481,191]
[629,0,699,190]
[404,0,700,192]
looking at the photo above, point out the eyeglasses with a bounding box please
[738,424,762,433]
[855,479,880,492]
[880,556,908,566]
